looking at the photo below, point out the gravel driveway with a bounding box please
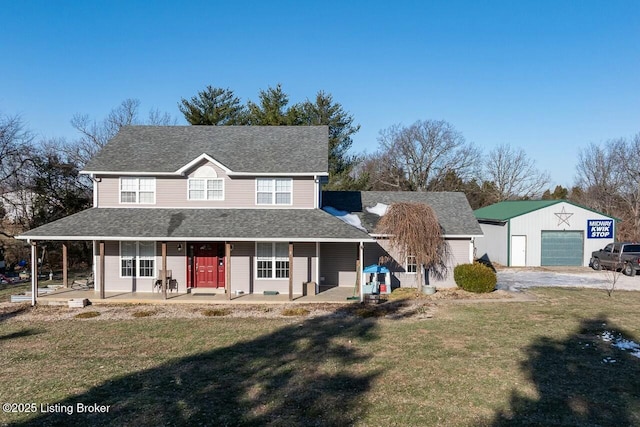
[497,267,640,292]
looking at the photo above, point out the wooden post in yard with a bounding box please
[99,241,105,299]
[288,242,293,301]
[162,242,167,300]
[226,242,231,300]
[62,242,68,287]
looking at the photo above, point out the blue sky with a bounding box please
[2,0,639,188]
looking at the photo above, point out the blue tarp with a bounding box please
[363,264,390,273]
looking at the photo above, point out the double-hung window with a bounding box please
[188,178,224,200]
[120,177,155,204]
[120,241,155,278]
[406,255,418,274]
[256,242,289,279]
[256,178,292,205]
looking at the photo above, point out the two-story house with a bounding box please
[19,126,482,302]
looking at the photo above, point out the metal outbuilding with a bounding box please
[474,200,616,267]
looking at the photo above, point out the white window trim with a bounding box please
[406,255,418,274]
[119,177,156,205]
[255,178,293,206]
[255,242,290,280]
[120,241,156,278]
[187,177,225,201]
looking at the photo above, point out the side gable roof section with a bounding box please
[81,125,329,176]
[474,200,619,221]
[322,191,483,237]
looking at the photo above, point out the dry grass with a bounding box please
[280,307,310,316]
[1,288,639,426]
[131,310,156,318]
[73,310,100,319]
[202,308,231,317]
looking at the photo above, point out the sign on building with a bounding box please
[587,219,613,239]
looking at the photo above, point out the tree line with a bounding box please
[1,84,639,254]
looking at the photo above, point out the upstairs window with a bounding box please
[120,177,155,204]
[188,178,224,200]
[188,165,224,201]
[256,178,292,205]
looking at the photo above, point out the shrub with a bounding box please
[453,263,497,293]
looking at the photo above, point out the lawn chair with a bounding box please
[154,270,178,293]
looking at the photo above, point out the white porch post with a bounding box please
[30,241,37,306]
[359,241,364,303]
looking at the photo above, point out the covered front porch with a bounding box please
[17,207,375,306]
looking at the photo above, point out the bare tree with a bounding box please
[67,99,176,168]
[615,134,640,241]
[484,144,550,201]
[375,202,450,290]
[0,114,34,236]
[574,141,624,216]
[374,120,481,191]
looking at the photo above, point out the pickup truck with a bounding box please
[590,242,640,276]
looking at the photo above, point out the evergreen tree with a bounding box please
[179,86,246,125]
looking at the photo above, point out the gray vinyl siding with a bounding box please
[230,242,316,295]
[320,242,358,287]
[99,240,186,293]
[431,238,471,288]
[363,238,471,289]
[230,242,253,294]
[96,163,315,209]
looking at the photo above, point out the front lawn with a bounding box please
[1,288,639,426]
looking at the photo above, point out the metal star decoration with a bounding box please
[554,206,573,226]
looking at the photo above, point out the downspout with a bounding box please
[315,242,320,289]
[91,174,100,207]
[313,175,319,209]
[359,242,364,303]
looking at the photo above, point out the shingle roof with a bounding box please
[83,126,329,174]
[322,191,483,236]
[473,200,617,221]
[18,208,372,241]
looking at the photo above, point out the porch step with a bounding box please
[190,288,226,295]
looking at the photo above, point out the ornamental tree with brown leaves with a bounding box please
[375,202,449,286]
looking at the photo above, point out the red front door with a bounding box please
[190,243,226,288]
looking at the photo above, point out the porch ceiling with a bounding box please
[17,208,374,242]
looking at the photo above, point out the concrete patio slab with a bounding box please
[35,285,360,305]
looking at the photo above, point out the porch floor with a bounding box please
[35,285,360,305]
